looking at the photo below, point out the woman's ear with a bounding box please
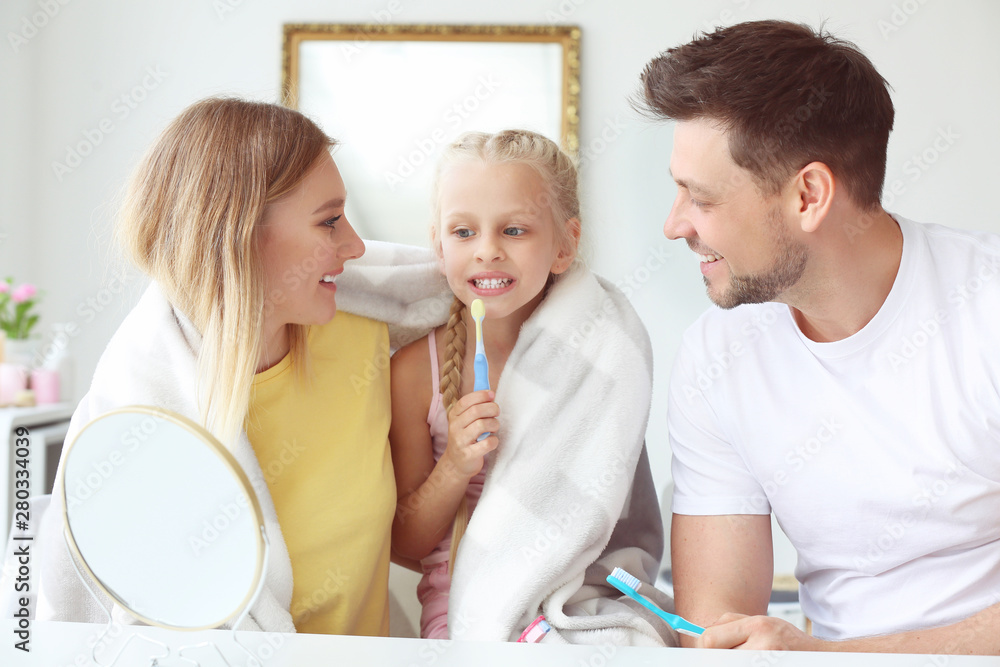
[550,217,581,275]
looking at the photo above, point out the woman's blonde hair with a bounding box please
[429,129,582,571]
[116,97,336,447]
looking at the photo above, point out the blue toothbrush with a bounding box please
[471,299,490,441]
[607,567,705,637]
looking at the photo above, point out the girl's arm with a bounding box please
[388,337,499,560]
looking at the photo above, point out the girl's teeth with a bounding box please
[321,275,336,283]
[474,278,512,289]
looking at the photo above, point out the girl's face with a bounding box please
[436,160,576,321]
[259,152,365,330]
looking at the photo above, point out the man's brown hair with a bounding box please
[638,20,894,210]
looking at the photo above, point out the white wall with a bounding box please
[5,0,999,575]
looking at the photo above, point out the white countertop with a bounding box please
[6,620,999,666]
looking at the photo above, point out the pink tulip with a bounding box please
[11,283,37,303]
[0,282,8,294]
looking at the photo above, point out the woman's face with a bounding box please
[259,152,365,331]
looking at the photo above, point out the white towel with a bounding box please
[36,240,451,631]
[447,264,678,647]
[336,240,453,351]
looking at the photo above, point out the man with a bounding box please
[639,20,1000,653]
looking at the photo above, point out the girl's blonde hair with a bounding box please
[430,129,582,571]
[116,97,336,447]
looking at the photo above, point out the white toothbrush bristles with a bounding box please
[611,567,641,590]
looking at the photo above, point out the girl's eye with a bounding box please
[454,228,474,239]
[323,215,342,228]
[504,227,525,237]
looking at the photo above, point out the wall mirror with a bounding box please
[282,24,580,246]
[61,406,266,634]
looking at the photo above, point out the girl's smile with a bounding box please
[469,271,516,295]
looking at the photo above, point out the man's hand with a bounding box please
[698,613,826,651]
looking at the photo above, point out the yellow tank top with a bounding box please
[246,312,393,635]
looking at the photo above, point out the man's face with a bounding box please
[663,119,808,309]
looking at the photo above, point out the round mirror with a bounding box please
[61,406,266,630]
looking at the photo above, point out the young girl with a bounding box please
[389,130,673,645]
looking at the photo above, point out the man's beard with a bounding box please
[708,208,808,309]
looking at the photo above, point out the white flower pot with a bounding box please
[3,337,41,369]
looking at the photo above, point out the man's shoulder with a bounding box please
[679,302,791,359]
[907,217,1000,260]
[903,219,1000,306]
[684,301,789,336]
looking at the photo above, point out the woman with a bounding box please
[37,97,449,634]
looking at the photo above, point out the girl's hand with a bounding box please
[442,389,500,480]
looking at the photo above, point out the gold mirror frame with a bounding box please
[281,23,580,155]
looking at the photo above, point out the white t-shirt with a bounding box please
[669,215,1000,640]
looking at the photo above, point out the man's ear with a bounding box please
[551,217,581,275]
[794,162,834,234]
